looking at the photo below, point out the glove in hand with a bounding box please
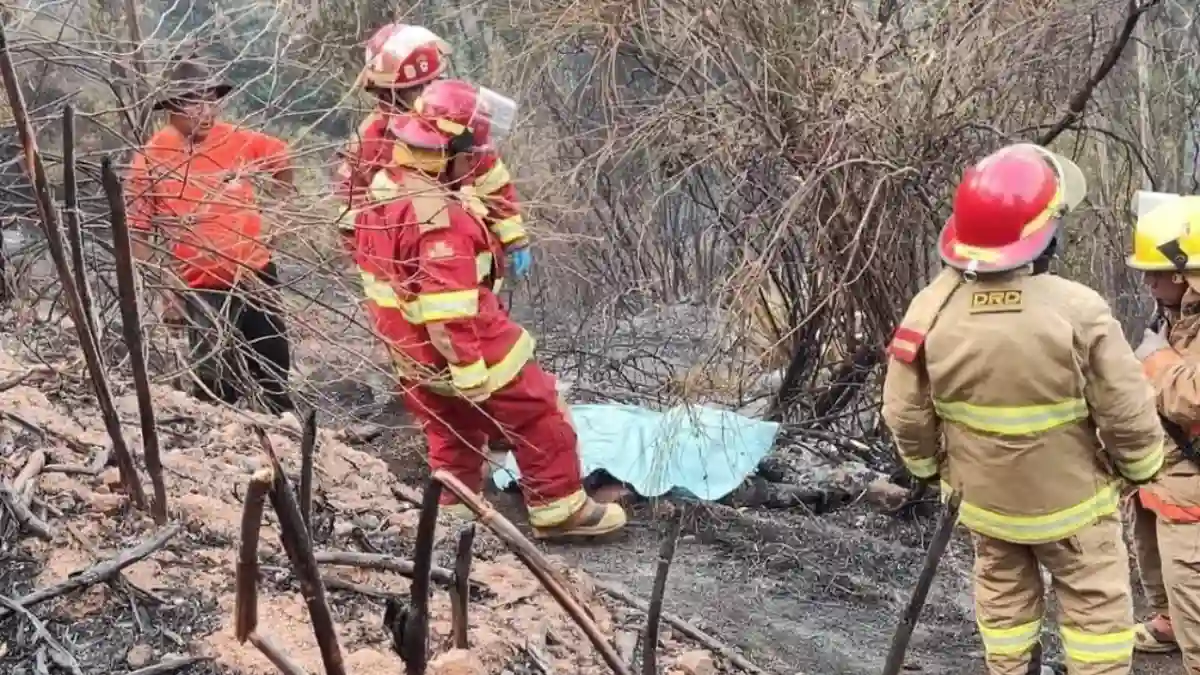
[507,247,533,280]
[1134,326,1170,361]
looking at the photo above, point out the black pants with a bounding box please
[183,262,294,415]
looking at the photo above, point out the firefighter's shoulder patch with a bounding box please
[969,289,1023,314]
[887,326,926,364]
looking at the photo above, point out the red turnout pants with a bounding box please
[402,363,585,525]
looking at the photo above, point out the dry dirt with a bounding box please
[0,324,1186,675]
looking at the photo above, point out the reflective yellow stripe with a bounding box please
[490,215,526,245]
[475,252,493,283]
[421,329,535,398]
[361,271,402,308]
[978,619,1042,656]
[933,398,1088,435]
[1060,625,1134,664]
[449,359,489,390]
[474,161,512,196]
[359,271,477,324]
[1118,441,1165,482]
[902,455,938,479]
[414,290,479,322]
[942,481,1119,544]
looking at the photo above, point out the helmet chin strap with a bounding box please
[1032,233,1060,276]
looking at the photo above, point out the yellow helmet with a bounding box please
[1127,191,1200,271]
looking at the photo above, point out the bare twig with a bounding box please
[101,157,167,523]
[312,550,458,586]
[433,470,632,675]
[63,523,168,604]
[125,656,212,675]
[0,594,82,674]
[401,478,442,674]
[642,510,684,675]
[299,409,317,536]
[0,481,54,540]
[235,467,274,642]
[594,581,768,675]
[881,492,963,675]
[61,104,96,342]
[0,23,147,510]
[0,522,182,619]
[1038,0,1162,146]
[249,630,309,675]
[451,523,477,649]
[256,426,346,675]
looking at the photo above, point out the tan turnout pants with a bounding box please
[972,515,1135,675]
[1159,519,1200,673]
[1125,492,1169,615]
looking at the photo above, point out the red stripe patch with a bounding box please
[887,326,926,364]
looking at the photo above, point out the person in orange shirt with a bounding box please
[125,57,296,415]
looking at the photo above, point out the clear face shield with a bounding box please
[473,87,518,146]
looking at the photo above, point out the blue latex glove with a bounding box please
[507,247,533,280]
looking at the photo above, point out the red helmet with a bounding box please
[392,79,517,152]
[938,143,1086,273]
[361,23,451,90]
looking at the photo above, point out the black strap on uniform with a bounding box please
[1160,416,1200,467]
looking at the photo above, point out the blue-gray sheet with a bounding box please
[492,403,780,501]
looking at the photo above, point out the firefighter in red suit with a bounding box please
[334,24,532,279]
[354,82,626,539]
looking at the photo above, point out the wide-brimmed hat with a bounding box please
[151,56,233,111]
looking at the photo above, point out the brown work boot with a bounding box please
[531,497,627,541]
[1134,613,1178,653]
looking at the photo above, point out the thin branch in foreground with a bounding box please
[255,426,346,675]
[881,492,963,675]
[402,478,443,674]
[299,409,318,536]
[249,630,310,675]
[594,581,768,675]
[451,523,477,649]
[235,467,275,643]
[0,594,83,675]
[311,550,459,587]
[0,21,147,510]
[101,156,168,524]
[433,470,632,675]
[642,508,684,675]
[61,104,96,342]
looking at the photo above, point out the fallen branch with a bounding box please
[0,522,182,619]
[43,446,112,477]
[1,409,97,456]
[236,467,274,642]
[0,481,55,540]
[0,37,146,509]
[64,523,168,605]
[102,156,167,524]
[0,594,83,675]
[642,510,684,675]
[256,426,346,675]
[312,550,458,586]
[433,470,631,675]
[881,492,963,675]
[249,630,309,675]
[594,581,768,675]
[299,409,318,536]
[451,523,477,649]
[125,656,212,675]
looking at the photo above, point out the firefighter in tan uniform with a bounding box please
[1124,191,1200,671]
[882,143,1166,675]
